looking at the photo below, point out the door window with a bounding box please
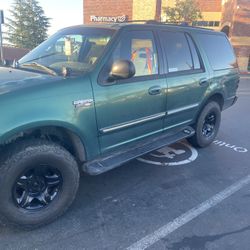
[130,38,158,76]
[160,31,200,73]
[100,30,159,83]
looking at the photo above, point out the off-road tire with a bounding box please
[0,139,79,229]
[188,101,221,148]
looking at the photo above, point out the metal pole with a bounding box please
[0,23,3,64]
[155,0,162,22]
[0,9,4,65]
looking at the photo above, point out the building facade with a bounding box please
[0,46,29,66]
[83,0,223,28]
[83,0,250,72]
[221,0,250,72]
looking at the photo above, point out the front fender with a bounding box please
[0,75,100,160]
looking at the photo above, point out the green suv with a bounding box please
[0,23,239,228]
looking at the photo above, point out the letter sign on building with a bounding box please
[90,15,127,23]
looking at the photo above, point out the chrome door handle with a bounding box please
[148,86,162,95]
[199,78,209,86]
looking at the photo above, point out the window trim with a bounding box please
[98,29,163,86]
[102,73,166,86]
[185,33,205,72]
[186,34,196,70]
[164,68,204,78]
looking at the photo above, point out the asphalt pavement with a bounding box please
[0,75,250,250]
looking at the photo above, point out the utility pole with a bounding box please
[0,10,4,65]
[155,0,162,22]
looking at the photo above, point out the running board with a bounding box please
[82,126,195,175]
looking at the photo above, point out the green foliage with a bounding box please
[164,0,202,23]
[5,0,50,49]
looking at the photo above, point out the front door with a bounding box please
[92,30,167,153]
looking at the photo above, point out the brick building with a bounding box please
[83,0,250,72]
[221,0,250,72]
[0,46,29,66]
[83,0,224,28]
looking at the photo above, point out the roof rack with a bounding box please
[120,20,187,25]
[113,20,213,30]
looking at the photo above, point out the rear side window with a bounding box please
[186,35,201,70]
[159,31,201,73]
[197,34,237,70]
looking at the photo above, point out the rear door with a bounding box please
[158,30,210,130]
[195,33,239,106]
[92,29,167,153]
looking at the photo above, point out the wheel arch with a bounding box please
[205,93,224,110]
[194,92,224,123]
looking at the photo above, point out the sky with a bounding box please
[0,0,83,35]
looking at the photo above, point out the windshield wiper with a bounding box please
[20,62,58,76]
[21,52,59,64]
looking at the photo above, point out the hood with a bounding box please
[0,67,63,95]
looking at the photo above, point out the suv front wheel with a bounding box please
[188,101,221,148]
[0,139,79,229]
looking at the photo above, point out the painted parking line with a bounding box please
[213,140,248,153]
[137,141,198,167]
[137,139,248,168]
[127,174,250,250]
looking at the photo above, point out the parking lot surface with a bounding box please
[0,75,250,250]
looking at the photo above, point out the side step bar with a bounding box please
[82,126,195,175]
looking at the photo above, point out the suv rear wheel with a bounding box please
[0,139,79,229]
[188,101,221,148]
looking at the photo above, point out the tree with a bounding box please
[5,0,50,49]
[164,0,202,23]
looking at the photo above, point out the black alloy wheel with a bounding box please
[13,166,62,211]
[202,112,217,138]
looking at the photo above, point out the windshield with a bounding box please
[19,27,115,76]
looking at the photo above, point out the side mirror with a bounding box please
[109,59,135,81]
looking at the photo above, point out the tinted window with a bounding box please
[131,37,158,76]
[186,34,201,70]
[197,34,237,70]
[105,30,158,79]
[160,31,194,72]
